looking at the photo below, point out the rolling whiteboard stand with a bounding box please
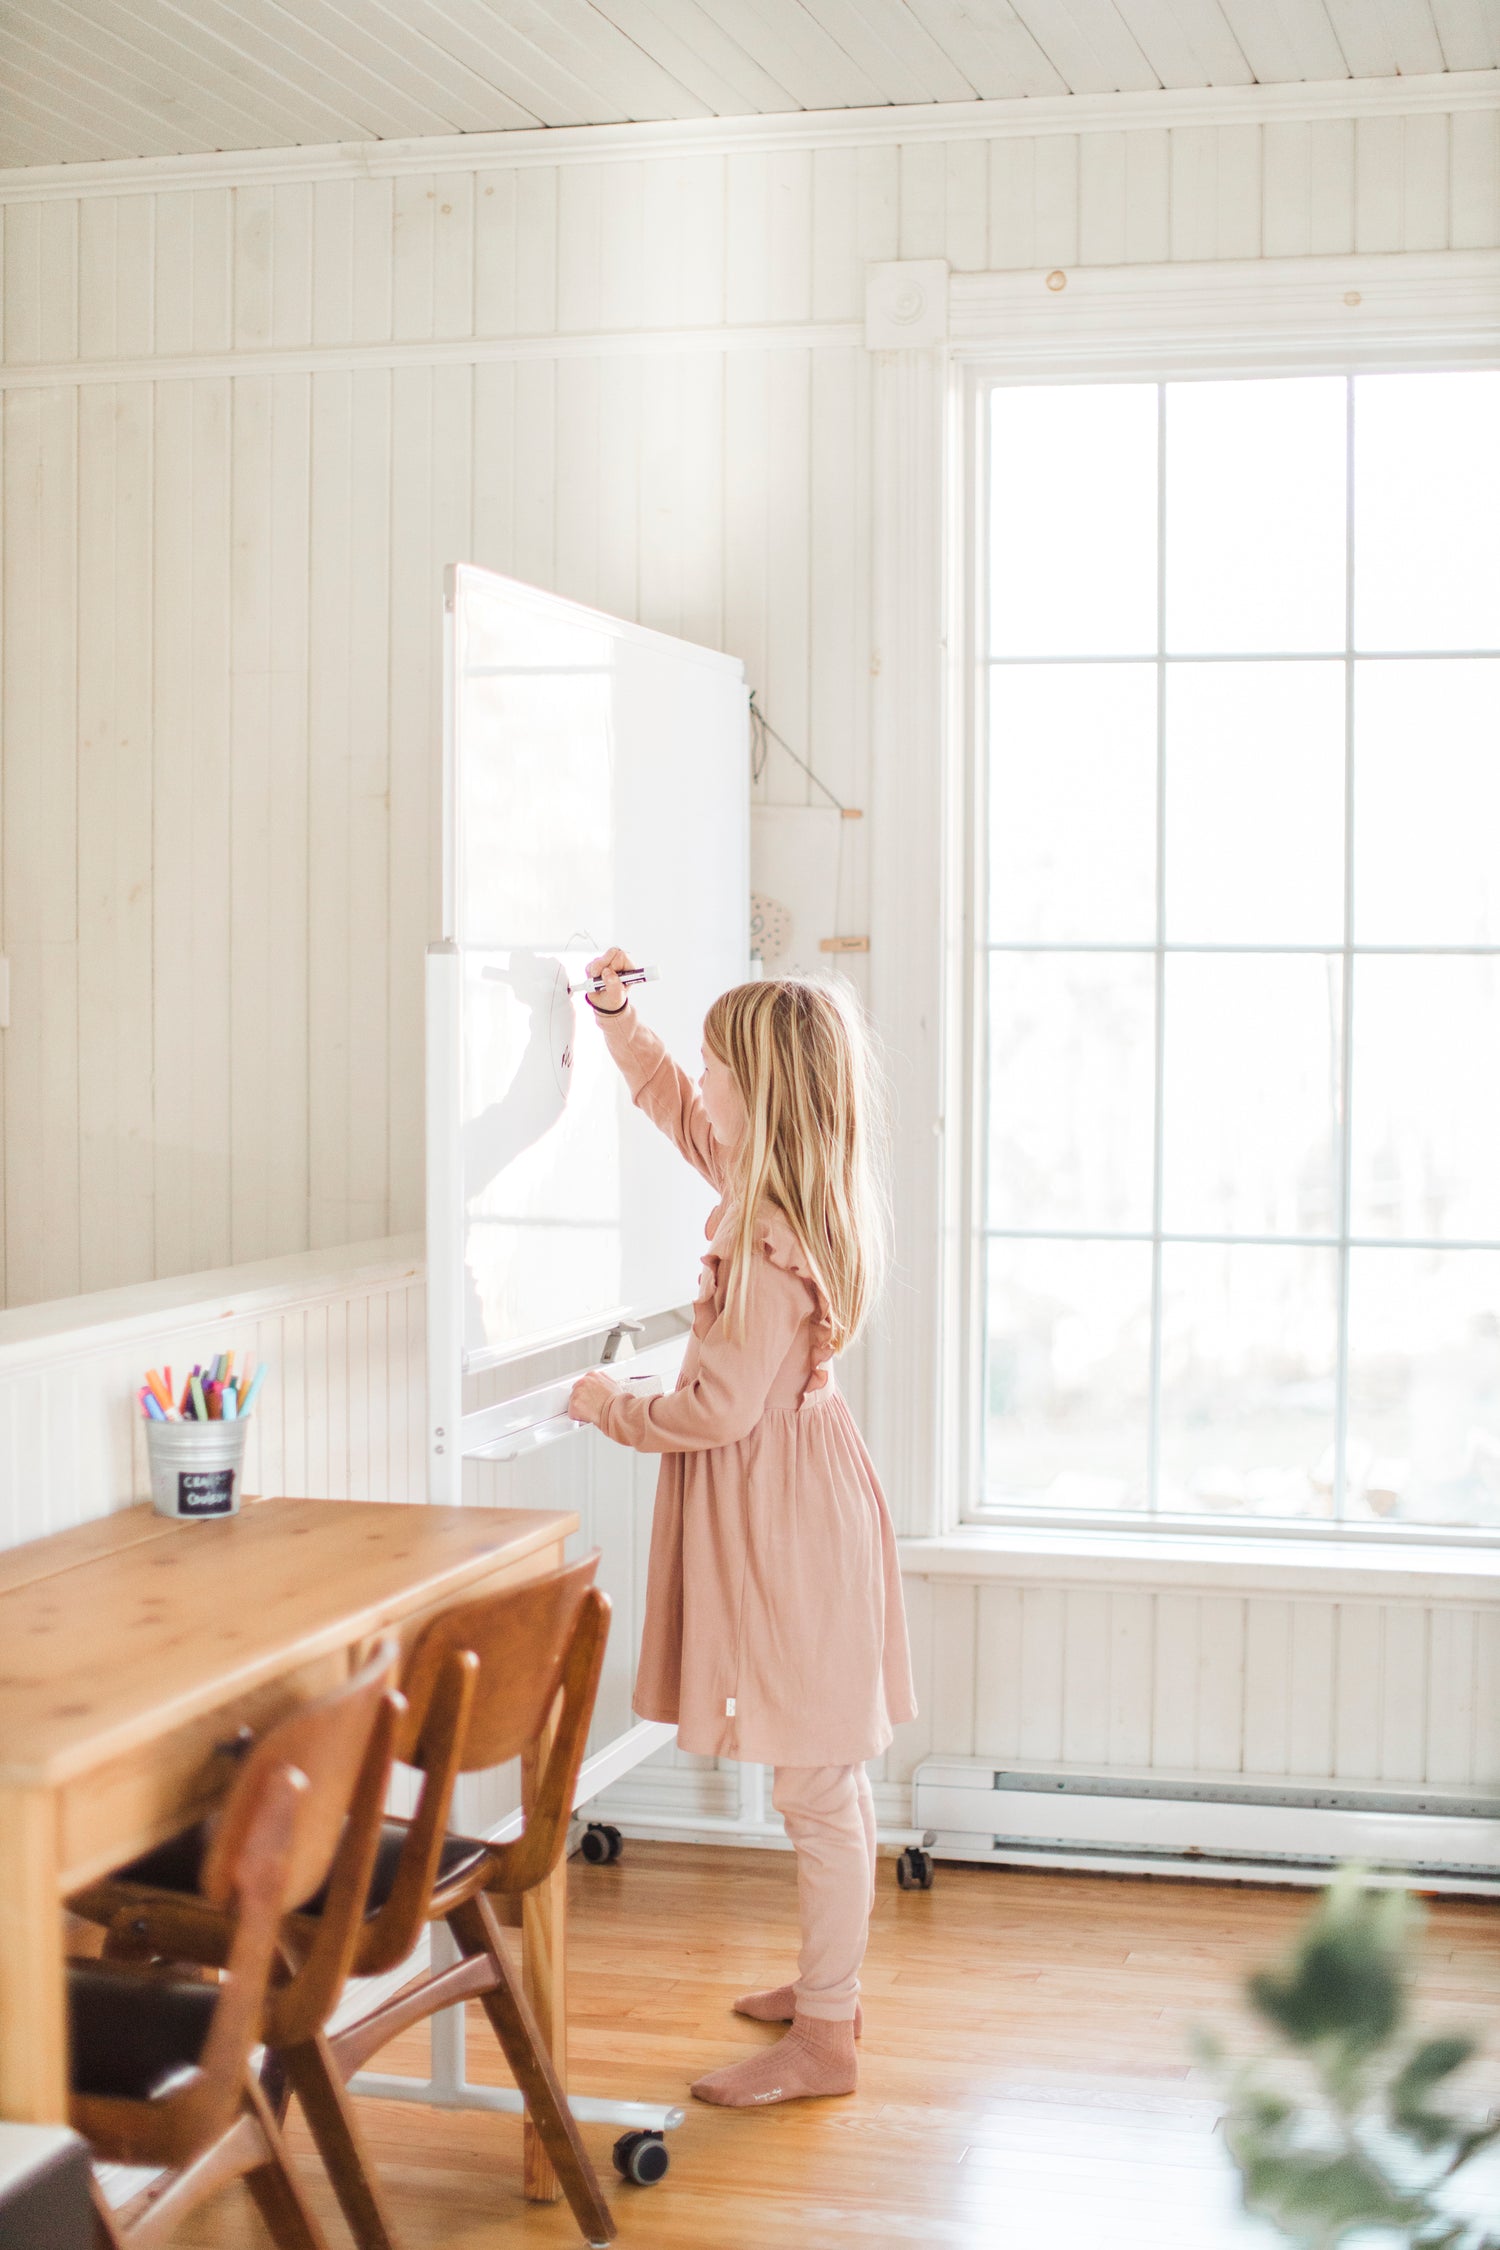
[387,565,751,2149]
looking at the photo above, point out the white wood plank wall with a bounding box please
[3,101,1498,1314]
[3,99,1499,1842]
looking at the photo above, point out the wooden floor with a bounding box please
[172,1841,1500,2250]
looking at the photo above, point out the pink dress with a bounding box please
[592,1004,916,1768]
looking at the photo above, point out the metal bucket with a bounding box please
[145,1417,249,1520]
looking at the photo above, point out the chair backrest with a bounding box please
[312,1560,609,1982]
[201,1639,401,1913]
[179,1759,311,2146]
[278,1564,613,1988]
[106,1647,399,2159]
[402,1555,611,1901]
[204,1640,405,2049]
[397,1554,603,1775]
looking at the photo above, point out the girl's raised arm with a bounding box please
[585,951,722,1190]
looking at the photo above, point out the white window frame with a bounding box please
[938,249,1500,1550]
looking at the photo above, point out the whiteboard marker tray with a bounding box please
[461,1329,689,1464]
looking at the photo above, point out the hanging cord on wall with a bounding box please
[749,691,853,816]
[747,692,867,956]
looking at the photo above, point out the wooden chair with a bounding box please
[76,1555,616,2250]
[69,1639,402,2250]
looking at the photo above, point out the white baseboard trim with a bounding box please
[586,1761,917,1851]
[914,1758,1500,1894]
[584,1755,1500,1896]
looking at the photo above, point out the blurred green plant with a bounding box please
[1196,1871,1500,2248]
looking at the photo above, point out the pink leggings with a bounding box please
[770,1762,875,2024]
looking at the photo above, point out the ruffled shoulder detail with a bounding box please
[752,1206,836,1401]
[690,1204,836,1399]
[689,1203,730,1341]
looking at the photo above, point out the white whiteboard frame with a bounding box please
[426,564,749,1499]
[423,573,747,2127]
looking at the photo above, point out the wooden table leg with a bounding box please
[0,1787,68,2122]
[520,1737,567,2204]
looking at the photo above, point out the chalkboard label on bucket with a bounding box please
[178,1468,235,1516]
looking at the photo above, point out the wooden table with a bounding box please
[0,1495,576,2199]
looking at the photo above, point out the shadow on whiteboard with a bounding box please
[461,948,615,1358]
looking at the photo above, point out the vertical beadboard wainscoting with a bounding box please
[893,1560,1500,1791]
[0,1244,1496,1873]
[883,1543,1500,1884]
[593,1530,1500,1881]
[0,1234,427,1546]
[0,1234,708,1833]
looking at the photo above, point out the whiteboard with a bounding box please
[436,565,749,1374]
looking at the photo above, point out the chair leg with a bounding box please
[282,2032,404,2250]
[260,2042,294,2127]
[448,1898,615,2248]
[242,2072,337,2250]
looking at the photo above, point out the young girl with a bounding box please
[568,949,916,2109]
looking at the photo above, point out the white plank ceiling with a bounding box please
[4,1,1499,170]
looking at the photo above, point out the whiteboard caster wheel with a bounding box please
[581,1822,623,1865]
[613,2129,669,2184]
[896,1847,934,1890]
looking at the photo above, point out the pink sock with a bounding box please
[691,2013,858,2108]
[733,1983,862,2039]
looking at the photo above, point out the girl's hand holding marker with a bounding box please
[137,1354,267,1423]
[572,947,654,1013]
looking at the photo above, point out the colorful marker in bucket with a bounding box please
[138,1354,268,1424]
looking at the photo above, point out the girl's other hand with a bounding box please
[585,946,636,1014]
[569,1369,623,1426]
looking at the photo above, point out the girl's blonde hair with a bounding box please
[703,977,889,1353]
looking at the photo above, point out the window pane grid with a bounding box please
[980,370,1500,1533]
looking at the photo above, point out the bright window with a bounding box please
[979,371,1500,1533]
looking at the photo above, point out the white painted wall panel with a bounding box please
[0,95,1467,1310]
[1,93,1498,1829]
[876,1579,1500,1793]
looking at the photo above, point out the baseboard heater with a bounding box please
[912,1759,1500,1894]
